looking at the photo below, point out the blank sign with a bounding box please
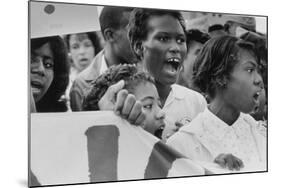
[30,1,101,38]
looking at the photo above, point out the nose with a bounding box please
[156,107,165,120]
[78,46,86,54]
[169,40,181,54]
[254,72,263,88]
[31,57,45,76]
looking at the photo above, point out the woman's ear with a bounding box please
[133,41,144,59]
[216,76,228,88]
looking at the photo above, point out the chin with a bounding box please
[241,106,255,114]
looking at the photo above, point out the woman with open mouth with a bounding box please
[167,35,266,171]
[30,36,69,112]
[128,8,207,140]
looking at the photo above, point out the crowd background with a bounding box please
[30,4,267,123]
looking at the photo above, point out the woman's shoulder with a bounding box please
[241,113,267,137]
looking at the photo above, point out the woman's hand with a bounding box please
[214,153,244,171]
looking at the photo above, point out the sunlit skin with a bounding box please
[69,33,95,72]
[178,41,203,88]
[139,15,187,105]
[30,43,54,102]
[133,82,165,136]
[209,49,264,125]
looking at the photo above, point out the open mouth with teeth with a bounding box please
[253,91,260,103]
[31,81,43,94]
[153,124,165,139]
[165,58,181,73]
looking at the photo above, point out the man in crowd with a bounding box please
[70,6,136,111]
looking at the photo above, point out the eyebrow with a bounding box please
[244,61,257,68]
[140,96,155,102]
[31,53,53,61]
[157,31,185,36]
[43,56,54,61]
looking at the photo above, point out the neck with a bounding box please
[104,44,122,67]
[208,96,240,126]
[176,74,190,88]
[155,81,172,106]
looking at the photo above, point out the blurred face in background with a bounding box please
[180,41,203,88]
[69,33,95,72]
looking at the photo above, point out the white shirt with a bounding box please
[162,84,207,139]
[167,108,267,171]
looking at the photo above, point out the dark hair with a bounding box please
[128,8,186,60]
[99,6,134,38]
[83,64,154,111]
[192,35,257,98]
[185,29,210,52]
[64,31,102,55]
[31,36,70,112]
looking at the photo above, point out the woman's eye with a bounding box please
[31,56,38,64]
[84,42,93,48]
[177,37,186,44]
[43,60,54,69]
[247,68,254,73]
[71,44,79,50]
[158,36,169,42]
[143,104,153,110]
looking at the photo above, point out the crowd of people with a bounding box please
[30,6,267,178]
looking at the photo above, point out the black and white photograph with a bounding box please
[28,0,269,187]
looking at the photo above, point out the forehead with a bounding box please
[146,14,184,34]
[133,82,159,100]
[69,33,90,43]
[33,42,53,58]
[237,48,257,65]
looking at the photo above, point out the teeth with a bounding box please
[168,58,180,63]
[255,92,260,97]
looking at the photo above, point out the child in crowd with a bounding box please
[167,35,266,171]
[83,64,166,138]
